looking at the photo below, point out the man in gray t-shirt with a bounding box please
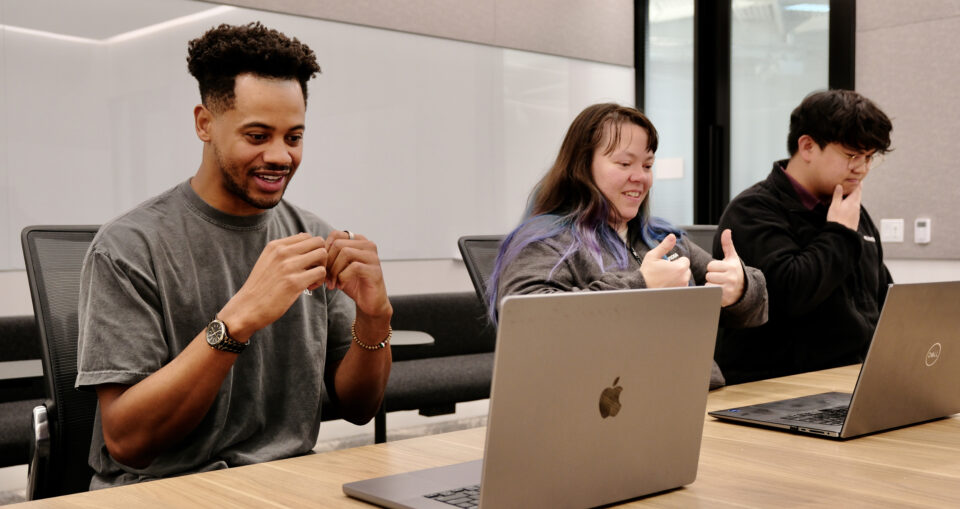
[76,23,392,488]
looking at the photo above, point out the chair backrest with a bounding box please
[457,235,504,307]
[0,315,45,468]
[680,224,718,253]
[21,225,99,497]
[0,315,45,405]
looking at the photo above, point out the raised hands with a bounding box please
[323,230,391,320]
[219,233,329,340]
[218,230,391,341]
[640,234,692,288]
[827,182,862,231]
[705,229,745,307]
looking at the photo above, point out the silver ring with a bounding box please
[344,230,355,240]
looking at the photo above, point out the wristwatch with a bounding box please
[205,318,247,354]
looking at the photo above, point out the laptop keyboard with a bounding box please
[424,484,480,508]
[782,405,849,426]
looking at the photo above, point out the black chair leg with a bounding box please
[374,403,386,444]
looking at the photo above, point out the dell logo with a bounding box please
[925,342,942,367]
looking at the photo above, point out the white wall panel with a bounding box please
[0,3,634,269]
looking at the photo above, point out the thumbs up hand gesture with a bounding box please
[705,229,746,307]
[640,234,692,289]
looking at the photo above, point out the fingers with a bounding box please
[719,229,738,260]
[324,231,373,276]
[255,234,327,281]
[705,248,745,306]
[260,235,326,272]
[704,269,731,286]
[826,182,861,231]
[640,255,690,288]
[324,241,390,317]
[272,236,327,287]
[325,234,382,292]
[704,269,734,306]
[300,265,327,291]
[325,230,368,250]
[280,232,313,244]
[827,184,845,217]
[327,244,379,288]
[644,234,676,261]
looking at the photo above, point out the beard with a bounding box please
[215,145,293,210]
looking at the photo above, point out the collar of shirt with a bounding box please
[779,162,827,211]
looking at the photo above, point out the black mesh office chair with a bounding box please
[456,235,504,308]
[680,225,718,253]
[21,225,99,499]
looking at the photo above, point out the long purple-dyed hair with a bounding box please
[486,103,683,321]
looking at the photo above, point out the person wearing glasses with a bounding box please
[713,89,893,384]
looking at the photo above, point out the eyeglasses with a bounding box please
[828,144,885,170]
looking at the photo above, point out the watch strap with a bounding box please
[208,318,248,354]
[213,333,247,354]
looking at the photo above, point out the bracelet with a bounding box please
[351,320,391,350]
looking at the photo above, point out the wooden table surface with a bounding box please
[11,365,960,508]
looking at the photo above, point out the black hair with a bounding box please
[186,22,321,112]
[787,89,892,155]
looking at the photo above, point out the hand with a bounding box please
[640,234,692,288]
[324,230,392,320]
[705,229,745,307]
[220,233,329,340]
[827,183,862,231]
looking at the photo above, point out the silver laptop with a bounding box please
[343,286,723,508]
[710,281,960,439]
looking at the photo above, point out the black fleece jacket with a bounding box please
[713,161,892,384]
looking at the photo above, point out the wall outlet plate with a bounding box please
[880,218,904,243]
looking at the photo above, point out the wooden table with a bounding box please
[10,365,960,508]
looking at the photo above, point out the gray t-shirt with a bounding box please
[76,180,353,488]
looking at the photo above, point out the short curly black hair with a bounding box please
[187,22,321,112]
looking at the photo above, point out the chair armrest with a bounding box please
[27,405,50,500]
[391,330,435,347]
[390,293,496,359]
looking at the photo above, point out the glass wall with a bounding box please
[644,0,695,226]
[729,0,829,198]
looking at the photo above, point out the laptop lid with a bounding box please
[709,281,960,439]
[344,286,722,508]
[841,280,960,437]
[479,286,721,507]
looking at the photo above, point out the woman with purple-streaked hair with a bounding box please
[486,104,768,385]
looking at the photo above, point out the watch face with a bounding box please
[206,320,224,346]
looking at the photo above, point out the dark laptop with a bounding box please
[710,281,960,439]
[344,287,722,508]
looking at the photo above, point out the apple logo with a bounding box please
[599,377,623,418]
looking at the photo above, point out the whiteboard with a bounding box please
[0,4,634,269]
